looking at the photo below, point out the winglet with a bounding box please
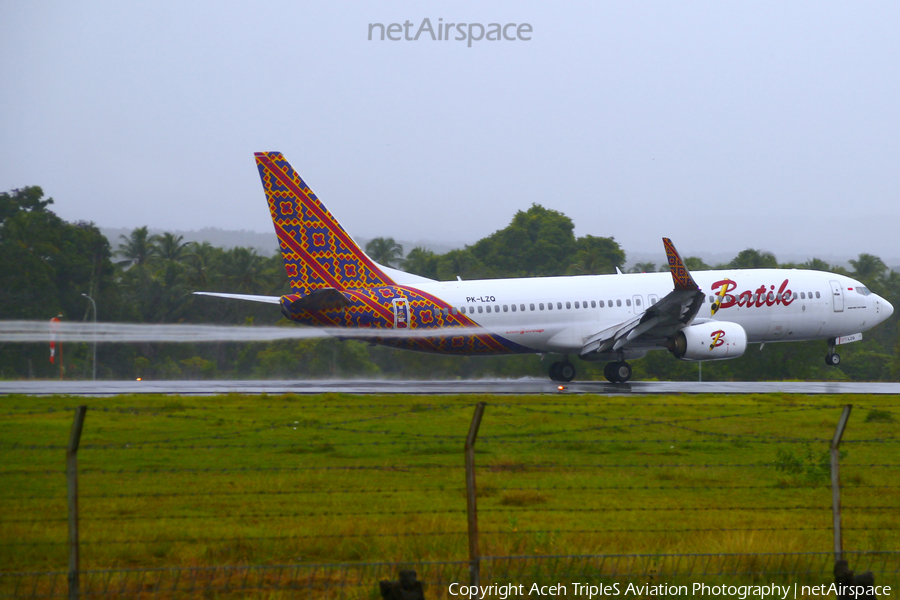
[662,238,699,291]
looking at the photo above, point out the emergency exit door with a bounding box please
[392,298,410,328]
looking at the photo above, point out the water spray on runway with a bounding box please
[0,321,498,344]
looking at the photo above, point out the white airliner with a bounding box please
[196,152,894,383]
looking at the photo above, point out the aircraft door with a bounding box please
[392,298,410,329]
[632,295,645,314]
[829,280,844,313]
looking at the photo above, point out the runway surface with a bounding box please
[2,379,900,395]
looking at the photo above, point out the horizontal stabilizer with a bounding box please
[193,292,281,304]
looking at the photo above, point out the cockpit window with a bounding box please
[856,287,872,296]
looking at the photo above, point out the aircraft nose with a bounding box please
[883,296,894,320]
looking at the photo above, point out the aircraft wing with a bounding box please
[580,238,705,356]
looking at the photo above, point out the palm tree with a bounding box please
[116,226,153,268]
[802,258,832,272]
[684,257,710,271]
[183,241,221,289]
[152,232,188,262]
[365,237,404,267]
[628,262,656,274]
[728,248,778,269]
[221,247,271,294]
[849,254,887,287]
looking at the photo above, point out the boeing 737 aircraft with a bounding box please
[196,152,894,383]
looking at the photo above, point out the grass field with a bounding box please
[1,392,898,596]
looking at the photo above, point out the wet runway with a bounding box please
[2,379,900,395]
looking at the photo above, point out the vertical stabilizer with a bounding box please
[662,237,699,291]
[254,152,395,294]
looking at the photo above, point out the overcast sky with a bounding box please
[2,1,899,264]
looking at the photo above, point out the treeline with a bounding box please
[1,187,897,381]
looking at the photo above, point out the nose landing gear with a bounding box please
[825,338,841,366]
[549,360,576,382]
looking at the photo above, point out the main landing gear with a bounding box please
[825,338,841,367]
[549,360,576,382]
[604,361,633,384]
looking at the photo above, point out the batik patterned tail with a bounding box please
[663,237,699,291]
[254,152,395,294]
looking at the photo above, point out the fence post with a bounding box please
[67,406,87,600]
[465,402,486,594]
[831,404,852,563]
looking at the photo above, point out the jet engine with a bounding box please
[666,321,747,361]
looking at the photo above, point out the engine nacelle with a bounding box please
[666,322,747,361]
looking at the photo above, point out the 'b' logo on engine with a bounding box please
[709,330,725,350]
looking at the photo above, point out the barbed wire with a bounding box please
[313,405,827,440]
[7,504,897,524]
[5,462,900,477]
[7,430,900,452]
[7,482,898,502]
[6,525,893,548]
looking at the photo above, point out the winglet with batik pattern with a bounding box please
[662,237,699,292]
[254,152,395,295]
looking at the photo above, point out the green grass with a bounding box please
[1,393,898,582]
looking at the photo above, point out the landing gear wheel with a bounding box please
[558,361,576,382]
[549,361,562,381]
[825,353,841,366]
[549,361,576,382]
[604,361,633,383]
[603,362,616,382]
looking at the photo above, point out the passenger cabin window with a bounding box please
[566,302,571,309]
[599,300,605,308]
[495,305,499,312]
[591,301,596,308]
[520,304,525,311]
[557,302,562,310]
[511,304,516,312]
[583,300,588,308]
[636,298,641,307]
[816,292,821,299]
[458,307,464,314]
[477,306,483,313]
[486,306,491,313]
[616,299,622,307]
[626,299,631,307]
[540,303,545,310]
[574,301,580,309]
[503,305,508,312]
[530,303,535,311]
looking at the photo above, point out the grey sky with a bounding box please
[2,1,899,264]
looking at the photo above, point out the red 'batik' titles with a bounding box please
[711,279,795,309]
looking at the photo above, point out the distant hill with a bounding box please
[101,227,898,273]
[101,227,461,258]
